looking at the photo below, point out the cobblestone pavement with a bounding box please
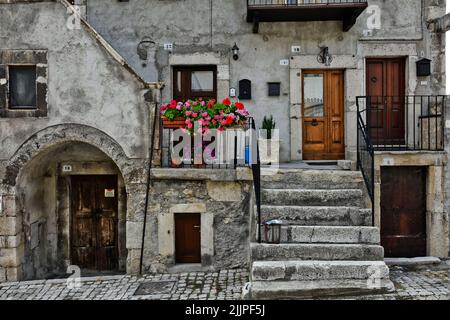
[1,267,450,300]
[0,269,248,300]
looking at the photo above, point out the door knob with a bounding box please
[311,119,319,127]
[193,225,200,229]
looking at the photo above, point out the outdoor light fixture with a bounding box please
[232,43,240,61]
[317,46,333,67]
[137,37,156,66]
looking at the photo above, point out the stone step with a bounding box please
[261,189,363,207]
[261,205,372,226]
[280,226,380,244]
[251,243,384,261]
[248,279,395,300]
[251,260,390,282]
[261,169,364,190]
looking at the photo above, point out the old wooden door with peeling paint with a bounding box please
[71,175,118,271]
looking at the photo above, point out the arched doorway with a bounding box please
[15,142,127,280]
[3,125,131,281]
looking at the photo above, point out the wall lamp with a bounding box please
[232,43,240,61]
[317,46,333,67]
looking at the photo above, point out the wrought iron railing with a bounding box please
[356,106,374,225]
[247,0,367,7]
[356,96,446,151]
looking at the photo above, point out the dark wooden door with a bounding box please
[302,70,344,160]
[71,175,118,271]
[175,213,201,263]
[366,58,406,144]
[381,167,427,257]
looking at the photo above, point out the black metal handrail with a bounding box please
[248,0,367,7]
[250,118,262,243]
[356,105,374,226]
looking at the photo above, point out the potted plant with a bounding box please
[160,98,251,166]
[259,115,280,165]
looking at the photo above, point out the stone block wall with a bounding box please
[126,168,253,274]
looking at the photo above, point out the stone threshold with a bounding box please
[385,257,441,267]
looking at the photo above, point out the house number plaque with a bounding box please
[104,189,115,198]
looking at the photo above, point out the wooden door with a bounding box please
[71,175,118,271]
[175,213,201,263]
[366,58,406,144]
[302,70,344,160]
[381,167,427,258]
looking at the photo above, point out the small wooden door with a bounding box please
[366,58,406,144]
[71,175,118,271]
[302,70,345,160]
[381,167,427,257]
[175,213,201,263]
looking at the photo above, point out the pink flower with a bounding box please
[214,115,220,120]
[185,101,191,107]
[176,105,182,110]
[192,113,198,118]
[201,101,206,106]
[187,122,193,129]
[202,112,208,117]
[186,111,192,116]
[160,105,168,111]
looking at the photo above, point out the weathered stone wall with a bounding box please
[126,168,253,274]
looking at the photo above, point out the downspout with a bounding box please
[139,93,159,275]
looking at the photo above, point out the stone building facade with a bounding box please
[0,0,449,287]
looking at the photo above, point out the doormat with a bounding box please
[134,280,177,296]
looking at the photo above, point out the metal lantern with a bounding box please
[263,219,283,244]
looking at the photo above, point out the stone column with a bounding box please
[426,165,449,257]
[0,193,24,282]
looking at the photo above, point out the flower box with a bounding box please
[162,116,186,129]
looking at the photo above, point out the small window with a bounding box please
[9,66,37,109]
[173,66,217,101]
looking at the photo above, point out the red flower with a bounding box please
[225,115,234,125]
[235,102,245,110]
[222,98,231,106]
[169,100,177,109]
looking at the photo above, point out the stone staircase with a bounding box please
[247,169,395,299]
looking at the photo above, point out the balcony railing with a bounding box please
[247,0,368,32]
[356,96,446,152]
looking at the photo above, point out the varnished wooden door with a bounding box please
[366,58,406,144]
[71,175,118,271]
[175,213,201,263]
[381,167,427,258]
[302,70,345,160]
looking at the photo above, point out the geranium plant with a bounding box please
[161,98,250,133]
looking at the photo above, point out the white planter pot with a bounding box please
[258,138,280,164]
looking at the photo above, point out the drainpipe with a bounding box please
[139,90,159,275]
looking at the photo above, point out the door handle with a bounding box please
[311,119,319,127]
[193,226,200,229]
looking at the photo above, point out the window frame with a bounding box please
[7,64,38,110]
[172,65,217,102]
[0,50,48,118]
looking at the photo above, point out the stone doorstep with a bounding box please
[248,279,396,300]
[280,226,380,244]
[385,257,442,266]
[261,189,363,207]
[251,260,390,281]
[251,243,385,261]
[260,205,372,227]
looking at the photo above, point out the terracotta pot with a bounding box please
[162,116,186,129]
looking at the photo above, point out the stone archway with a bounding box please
[0,124,136,282]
